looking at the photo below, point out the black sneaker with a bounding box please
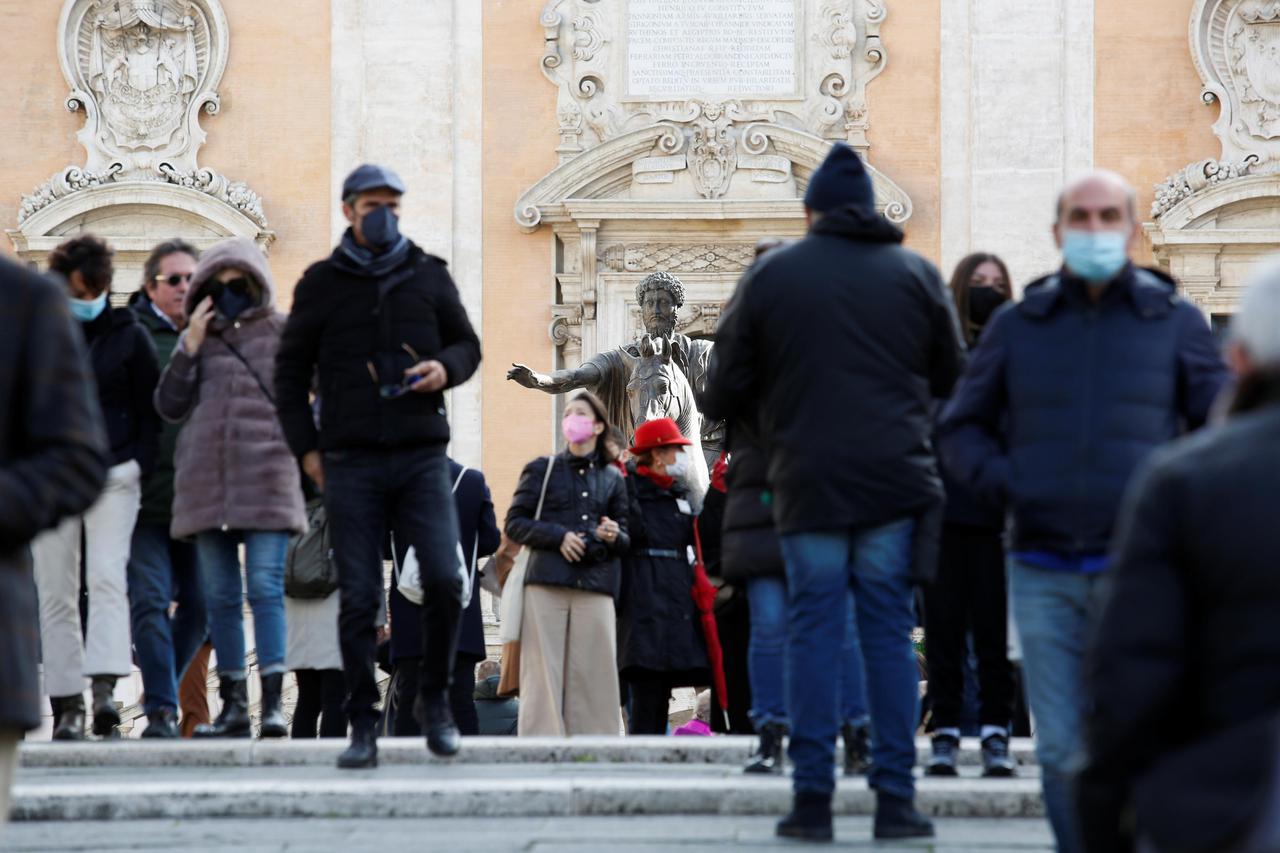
[776,791,834,842]
[874,792,935,840]
[981,732,1017,777]
[925,734,959,777]
[841,722,872,776]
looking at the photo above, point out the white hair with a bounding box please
[1234,255,1280,368]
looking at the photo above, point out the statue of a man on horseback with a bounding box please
[507,271,723,468]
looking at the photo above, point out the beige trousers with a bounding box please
[32,460,140,697]
[0,730,19,829]
[518,584,622,736]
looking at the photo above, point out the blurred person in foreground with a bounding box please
[0,254,108,824]
[1079,259,1280,852]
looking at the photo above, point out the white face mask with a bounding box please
[665,448,691,479]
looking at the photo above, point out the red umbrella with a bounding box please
[691,517,730,730]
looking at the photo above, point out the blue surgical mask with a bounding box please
[215,289,254,320]
[69,292,108,323]
[361,205,401,252]
[1062,230,1129,283]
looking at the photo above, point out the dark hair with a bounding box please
[948,252,1011,345]
[48,235,113,297]
[142,239,200,291]
[605,425,626,452]
[569,390,618,463]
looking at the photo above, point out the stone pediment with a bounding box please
[514,119,911,231]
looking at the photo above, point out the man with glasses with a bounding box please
[126,240,208,738]
[275,164,481,768]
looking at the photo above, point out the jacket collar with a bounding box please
[1019,264,1176,321]
[808,204,905,245]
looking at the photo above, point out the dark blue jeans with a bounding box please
[324,446,463,729]
[780,518,918,800]
[745,576,868,729]
[127,523,206,715]
[196,530,290,678]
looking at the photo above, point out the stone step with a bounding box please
[18,735,1038,769]
[11,762,1043,822]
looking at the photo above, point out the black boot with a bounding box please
[51,694,85,741]
[841,722,872,776]
[417,692,461,758]
[776,791,834,842]
[744,721,786,775]
[193,677,251,738]
[90,676,120,738]
[337,724,378,769]
[873,792,935,840]
[258,672,288,739]
[141,707,180,739]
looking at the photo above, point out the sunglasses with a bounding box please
[154,273,193,287]
[202,277,253,301]
[368,343,422,399]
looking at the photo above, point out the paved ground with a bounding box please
[3,815,1055,852]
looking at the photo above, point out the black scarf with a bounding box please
[335,228,411,278]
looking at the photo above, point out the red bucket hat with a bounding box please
[630,418,693,455]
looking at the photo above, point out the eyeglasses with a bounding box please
[155,273,193,287]
[202,277,253,301]
[368,343,422,399]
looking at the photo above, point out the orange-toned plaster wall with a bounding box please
[1094,0,1218,263]
[481,0,560,507]
[873,0,942,265]
[0,1,331,303]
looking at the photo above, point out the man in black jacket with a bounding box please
[276,164,482,768]
[0,255,108,825]
[1079,260,1280,852]
[703,143,965,843]
[938,171,1228,853]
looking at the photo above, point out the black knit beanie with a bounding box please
[803,143,877,214]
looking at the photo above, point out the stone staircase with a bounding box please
[11,737,1043,822]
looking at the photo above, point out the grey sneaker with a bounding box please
[925,734,960,776]
[981,732,1017,777]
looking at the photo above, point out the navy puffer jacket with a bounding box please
[938,265,1228,557]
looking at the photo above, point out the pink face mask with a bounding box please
[562,413,597,445]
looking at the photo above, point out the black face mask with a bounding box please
[968,285,1009,329]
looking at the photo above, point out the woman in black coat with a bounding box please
[619,417,710,735]
[505,391,631,736]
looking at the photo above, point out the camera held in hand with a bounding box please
[577,531,612,566]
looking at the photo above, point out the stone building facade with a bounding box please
[2,0,1275,502]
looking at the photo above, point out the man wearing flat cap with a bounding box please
[276,164,482,769]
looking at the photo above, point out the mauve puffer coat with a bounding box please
[155,237,306,540]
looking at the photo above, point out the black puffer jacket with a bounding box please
[618,466,709,682]
[505,450,630,597]
[275,240,482,457]
[79,305,160,475]
[702,205,965,534]
[720,424,785,583]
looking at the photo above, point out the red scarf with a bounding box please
[710,452,729,494]
[636,465,674,489]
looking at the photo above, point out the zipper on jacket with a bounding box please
[1073,306,1100,553]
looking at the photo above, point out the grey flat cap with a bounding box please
[342,164,406,198]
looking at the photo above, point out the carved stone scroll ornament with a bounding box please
[1151,156,1260,218]
[19,0,268,230]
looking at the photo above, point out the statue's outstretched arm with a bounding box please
[507,360,602,394]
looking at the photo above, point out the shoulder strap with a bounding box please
[534,456,555,521]
[451,466,469,493]
[219,335,275,405]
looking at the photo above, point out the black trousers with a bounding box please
[391,655,481,737]
[292,668,347,738]
[923,524,1014,730]
[324,446,463,730]
[627,672,690,735]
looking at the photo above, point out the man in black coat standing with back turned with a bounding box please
[276,165,482,768]
[703,144,965,843]
[0,255,108,826]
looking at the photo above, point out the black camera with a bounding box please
[578,532,611,565]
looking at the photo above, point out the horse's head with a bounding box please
[626,335,678,428]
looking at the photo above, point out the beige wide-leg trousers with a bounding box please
[518,584,622,736]
[32,460,140,698]
[0,729,19,829]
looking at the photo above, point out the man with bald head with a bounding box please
[939,171,1228,852]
